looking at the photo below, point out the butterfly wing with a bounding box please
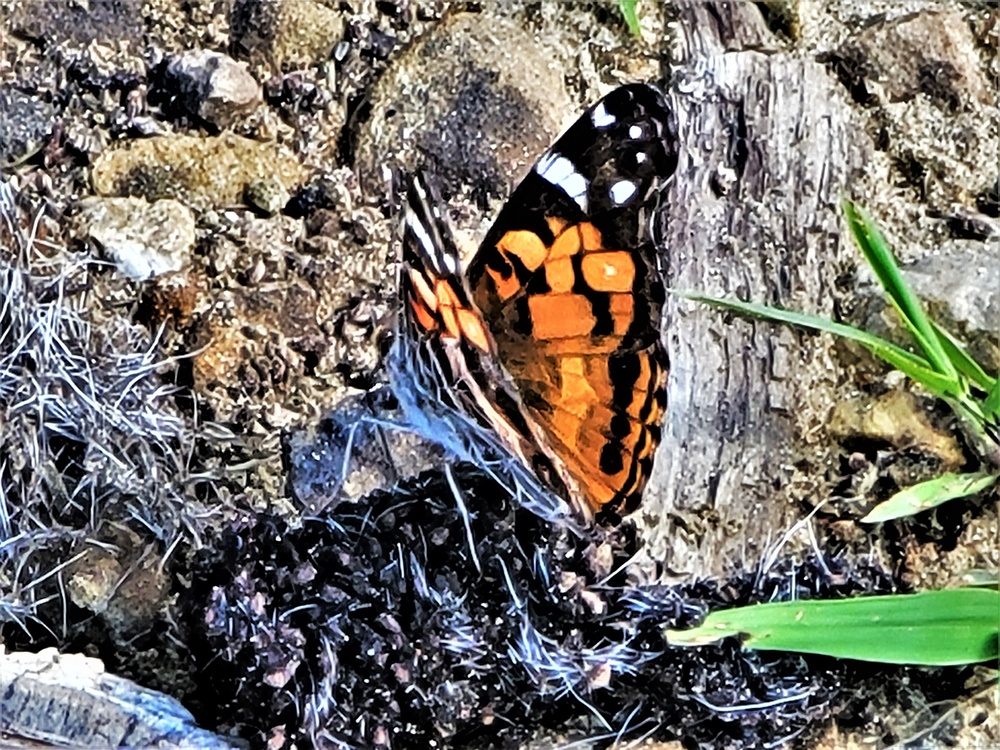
[391,173,576,524]
[466,83,677,519]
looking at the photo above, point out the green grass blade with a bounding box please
[984,375,1000,422]
[676,292,959,396]
[665,588,1000,666]
[861,471,999,523]
[932,322,996,393]
[619,0,641,35]
[842,200,957,381]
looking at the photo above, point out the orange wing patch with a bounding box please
[485,230,548,303]
[512,345,666,514]
[497,230,548,271]
[408,271,491,354]
[409,296,438,333]
[480,221,610,310]
[548,224,582,259]
[609,294,634,336]
[541,347,666,514]
[580,252,635,292]
[470,218,667,516]
[544,257,575,293]
[528,295,596,340]
[456,308,490,352]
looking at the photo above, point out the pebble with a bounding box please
[164,49,262,129]
[76,196,196,281]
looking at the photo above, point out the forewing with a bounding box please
[466,83,677,518]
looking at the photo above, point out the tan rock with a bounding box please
[91,132,308,211]
[355,12,571,208]
[828,389,964,470]
[66,549,123,615]
[230,0,345,73]
[76,196,196,280]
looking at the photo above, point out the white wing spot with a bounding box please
[441,250,458,274]
[628,124,643,139]
[535,152,589,211]
[405,208,437,260]
[592,101,616,128]
[610,180,637,205]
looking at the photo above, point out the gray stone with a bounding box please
[244,177,290,216]
[7,0,144,46]
[0,86,54,166]
[164,49,262,130]
[904,241,1000,370]
[354,12,572,207]
[76,197,196,281]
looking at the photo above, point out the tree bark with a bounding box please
[638,1,868,581]
[0,648,240,749]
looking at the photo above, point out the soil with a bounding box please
[0,1,997,749]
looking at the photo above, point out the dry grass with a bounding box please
[0,177,203,633]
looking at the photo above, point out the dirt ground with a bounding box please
[0,1,997,749]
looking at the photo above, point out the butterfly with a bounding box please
[388,83,677,525]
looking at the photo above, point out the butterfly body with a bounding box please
[391,83,677,523]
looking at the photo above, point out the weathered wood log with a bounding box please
[0,648,242,749]
[638,2,867,581]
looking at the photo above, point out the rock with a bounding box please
[835,10,993,107]
[354,12,572,205]
[7,0,144,46]
[821,9,1000,207]
[244,177,290,215]
[64,528,170,635]
[0,86,55,165]
[90,132,308,211]
[828,389,965,471]
[903,244,1000,371]
[162,49,262,130]
[76,197,196,280]
[230,0,345,73]
[66,549,123,615]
